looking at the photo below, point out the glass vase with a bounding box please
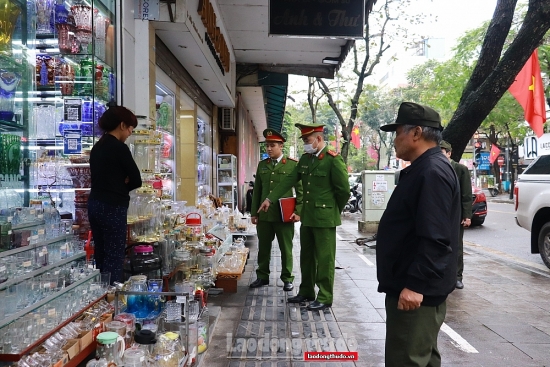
[70,4,97,52]
[36,0,55,34]
[0,0,21,54]
[55,22,74,54]
[57,61,75,96]
[0,70,21,121]
[54,0,68,24]
[93,12,110,60]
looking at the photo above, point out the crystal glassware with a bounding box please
[54,0,68,24]
[0,0,20,54]
[70,4,98,52]
[56,22,75,54]
[0,69,21,121]
[36,0,55,34]
[94,12,110,60]
[57,61,75,95]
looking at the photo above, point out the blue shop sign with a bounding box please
[63,129,82,155]
[478,152,490,170]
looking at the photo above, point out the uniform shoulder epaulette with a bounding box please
[327,150,338,157]
[287,157,298,162]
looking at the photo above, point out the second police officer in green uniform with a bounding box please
[258,123,350,310]
[249,129,303,291]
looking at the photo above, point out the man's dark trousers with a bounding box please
[385,295,446,367]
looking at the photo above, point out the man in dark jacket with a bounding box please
[378,102,460,367]
[440,140,472,289]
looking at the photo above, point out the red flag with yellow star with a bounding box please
[508,49,547,137]
[489,144,501,165]
[351,126,360,149]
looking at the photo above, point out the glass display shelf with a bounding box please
[0,251,83,291]
[0,287,105,362]
[0,268,99,329]
[0,233,68,257]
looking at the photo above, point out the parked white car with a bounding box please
[515,155,550,268]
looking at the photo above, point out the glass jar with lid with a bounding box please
[198,247,214,276]
[123,245,162,282]
[172,248,191,283]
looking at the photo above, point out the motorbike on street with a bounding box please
[344,183,362,213]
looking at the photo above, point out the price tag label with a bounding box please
[31,235,38,241]
[82,289,88,295]
[43,283,51,289]
[7,216,12,222]
[176,296,186,304]
[29,209,36,215]
[22,261,32,267]
[7,230,11,235]
[39,318,46,325]
[54,270,60,275]
[38,229,45,235]
[38,214,44,219]
[48,308,56,316]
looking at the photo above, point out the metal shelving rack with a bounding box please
[217,154,237,210]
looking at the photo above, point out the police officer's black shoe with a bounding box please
[283,282,294,291]
[250,279,269,288]
[287,295,314,303]
[455,280,464,289]
[307,300,331,311]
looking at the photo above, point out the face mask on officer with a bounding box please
[303,136,319,154]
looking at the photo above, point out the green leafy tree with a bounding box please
[442,0,550,160]
[311,0,426,163]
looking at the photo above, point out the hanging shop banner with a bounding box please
[269,0,365,38]
[64,98,82,122]
[134,0,160,20]
[63,129,82,155]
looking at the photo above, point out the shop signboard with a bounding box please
[269,0,365,38]
[477,152,490,171]
[134,0,160,20]
[523,133,550,160]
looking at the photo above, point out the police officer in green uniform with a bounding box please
[258,123,350,311]
[440,140,472,289]
[249,129,303,291]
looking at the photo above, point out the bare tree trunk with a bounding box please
[307,77,317,124]
[445,0,550,161]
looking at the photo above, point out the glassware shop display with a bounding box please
[0,268,104,356]
[0,0,118,363]
[154,83,175,201]
[113,288,199,367]
[217,154,237,210]
[197,117,212,203]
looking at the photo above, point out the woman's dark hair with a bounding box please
[98,105,138,132]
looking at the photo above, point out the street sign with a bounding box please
[497,156,505,166]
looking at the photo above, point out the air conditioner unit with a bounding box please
[220,108,235,131]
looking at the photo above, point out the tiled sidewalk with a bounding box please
[202,216,383,367]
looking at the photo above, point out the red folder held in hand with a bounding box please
[279,197,296,222]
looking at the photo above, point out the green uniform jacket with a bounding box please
[451,160,473,220]
[267,146,349,227]
[250,156,303,222]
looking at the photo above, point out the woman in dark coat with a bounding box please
[88,106,142,283]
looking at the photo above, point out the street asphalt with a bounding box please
[202,208,550,367]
